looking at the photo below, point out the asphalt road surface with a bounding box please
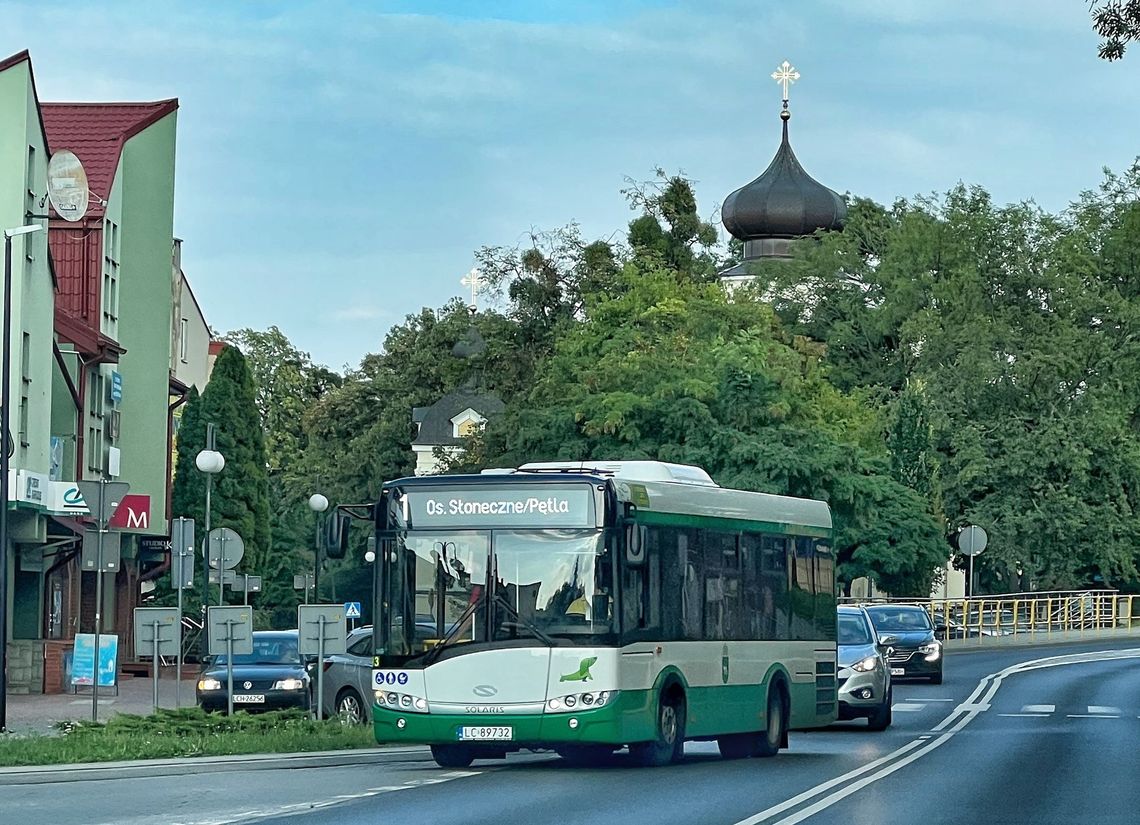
[5,639,1137,825]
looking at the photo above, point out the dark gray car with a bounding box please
[319,626,375,723]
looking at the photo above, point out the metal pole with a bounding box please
[226,621,234,717]
[968,554,974,600]
[152,620,160,713]
[217,531,226,607]
[243,574,249,606]
[92,478,106,722]
[313,514,321,604]
[202,474,211,620]
[0,235,13,733]
[175,517,187,709]
[316,614,325,721]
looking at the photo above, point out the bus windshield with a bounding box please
[383,528,614,659]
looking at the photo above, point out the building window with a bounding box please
[26,145,36,211]
[102,220,120,334]
[180,317,188,362]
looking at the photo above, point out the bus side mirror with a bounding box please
[325,513,351,559]
[625,523,646,567]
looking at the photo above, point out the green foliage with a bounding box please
[166,347,274,615]
[1091,0,1140,60]
[0,709,373,767]
[479,261,947,595]
[769,170,1140,591]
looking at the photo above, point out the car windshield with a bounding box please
[866,608,931,633]
[838,613,873,645]
[383,528,614,658]
[212,636,300,666]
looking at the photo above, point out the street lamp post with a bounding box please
[196,431,225,610]
[308,494,329,603]
[1,224,43,733]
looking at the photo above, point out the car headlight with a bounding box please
[919,642,942,660]
[197,678,222,691]
[850,656,880,673]
[273,678,307,691]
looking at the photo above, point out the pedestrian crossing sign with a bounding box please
[344,601,362,619]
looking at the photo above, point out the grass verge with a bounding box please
[0,708,375,768]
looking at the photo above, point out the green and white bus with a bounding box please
[368,461,837,768]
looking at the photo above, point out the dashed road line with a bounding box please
[730,647,1140,825]
[1021,704,1055,713]
[890,703,925,712]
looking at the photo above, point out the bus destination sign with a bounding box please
[405,486,593,528]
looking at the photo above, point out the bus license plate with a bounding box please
[458,726,513,741]
[890,668,905,676]
[234,694,265,703]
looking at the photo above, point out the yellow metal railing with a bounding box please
[840,591,1137,642]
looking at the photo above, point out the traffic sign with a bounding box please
[80,529,120,571]
[75,480,130,526]
[171,517,195,588]
[207,527,245,569]
[344,601,362,619]
[958,525,988,556]
[133,607,180,658]
[231,575,262,593]
[207,569,238,585]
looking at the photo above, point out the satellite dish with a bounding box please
[47,150,90,222]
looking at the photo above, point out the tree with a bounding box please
[767,176,1140,590]
[223,327,343,622]
[478,258,947,595]
[623,170,721,280]
[1091,0,1140,60]
[169,346,277,620]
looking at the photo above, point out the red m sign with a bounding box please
[110,494,151,531]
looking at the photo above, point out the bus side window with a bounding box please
[760,534,790,639]
[792,537,815,641]
[814,540,837,641]
[680,532,703,640]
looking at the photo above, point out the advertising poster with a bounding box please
[70,633,118,688]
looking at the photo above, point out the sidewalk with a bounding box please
[5,671,199,734]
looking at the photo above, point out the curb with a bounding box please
[0,745,428,786]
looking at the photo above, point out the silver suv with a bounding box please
[836,606,892,730]
[319,626,375,724]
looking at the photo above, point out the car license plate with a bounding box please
[890,668,905,676]
[458,726,513,741]
[233,694,265,703]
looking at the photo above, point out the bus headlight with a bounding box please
[546,691,618,713]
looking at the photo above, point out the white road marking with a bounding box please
[998,713,1051,718]
[1067,714,1120,718]
[1021,704,1055,713]
[731,647,1140,825]
[1087,706,1122,715]
[891,703,925,712]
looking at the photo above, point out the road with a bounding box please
[4,639,1137,825]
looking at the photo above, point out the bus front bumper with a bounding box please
[373,694,651,747]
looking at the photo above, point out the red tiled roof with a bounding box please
[41,99,178,218]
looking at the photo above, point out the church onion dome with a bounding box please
[720,61,846,261]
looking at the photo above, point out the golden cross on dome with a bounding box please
[771,60,799,104]
[460,267,482,310]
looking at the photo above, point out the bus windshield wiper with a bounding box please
[493,595,558,647]
[421,596,484,667]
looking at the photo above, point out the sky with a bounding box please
[3,0,1139,371]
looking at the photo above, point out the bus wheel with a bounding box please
[717,732,760,760]
[430,744,475,768]
[753,685,786,758]
[630,691,686,767]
